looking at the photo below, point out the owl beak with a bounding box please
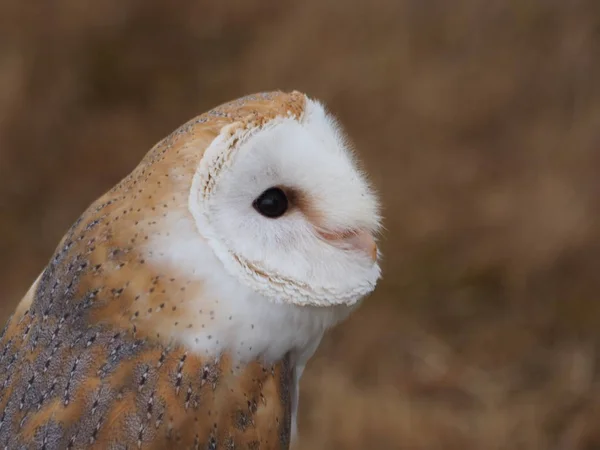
[345,229,378,262]
[318,229,378,262]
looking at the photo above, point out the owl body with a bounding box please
[0,91,381,448]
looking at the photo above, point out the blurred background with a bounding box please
[1,1,600,448]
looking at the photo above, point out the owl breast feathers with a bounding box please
[0,91,381,449]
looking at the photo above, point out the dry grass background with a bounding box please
[1,1,600,448]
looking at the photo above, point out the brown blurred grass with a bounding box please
[2,1,600,448]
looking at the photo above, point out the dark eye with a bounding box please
[253,187,288,218]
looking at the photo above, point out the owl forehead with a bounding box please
[229,127,328,186]
[222,105,362,192]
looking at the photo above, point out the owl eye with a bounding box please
[253,187,288,218]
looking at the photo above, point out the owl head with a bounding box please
[188,92,381,308]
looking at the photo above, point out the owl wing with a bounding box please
[0,277,293,450]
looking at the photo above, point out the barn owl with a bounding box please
[0,91,381,449]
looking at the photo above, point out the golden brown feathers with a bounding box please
[0,91,304,449]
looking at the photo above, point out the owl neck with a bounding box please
[96,213,353,369]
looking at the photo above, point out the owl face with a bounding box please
[189,97,381,307]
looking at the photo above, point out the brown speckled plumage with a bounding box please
[0,92,305,449]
